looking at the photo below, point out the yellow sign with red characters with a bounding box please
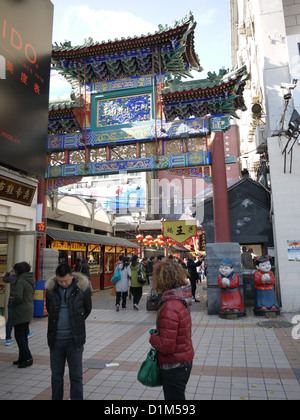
[51,241,86,251]
[163,220,197,243]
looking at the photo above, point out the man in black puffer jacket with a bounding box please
[45,263,92,400]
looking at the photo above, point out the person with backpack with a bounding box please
[130,254,146,310]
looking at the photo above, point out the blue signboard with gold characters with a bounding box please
[97,94,152,127]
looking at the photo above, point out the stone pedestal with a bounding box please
[206,242,244,315]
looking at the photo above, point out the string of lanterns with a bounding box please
[135,234,176,247]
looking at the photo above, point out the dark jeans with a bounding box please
[161,362,192,400]
[50,339,84,400]
[190,278,197,298]
[116,291,128,308]
[14,322,32,362]
[131,286,142,305]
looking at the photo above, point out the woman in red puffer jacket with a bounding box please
[149,260,194,400]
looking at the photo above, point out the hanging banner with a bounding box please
[163,220,197,244]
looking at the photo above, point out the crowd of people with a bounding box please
[1,247,276,400]
[111,252,205,399]
[1,252,206,401]
[112,253,206,311]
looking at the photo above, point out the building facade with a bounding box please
[230,0,300,311]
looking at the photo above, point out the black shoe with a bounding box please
[18,359,33,368]
[13,359,21,365]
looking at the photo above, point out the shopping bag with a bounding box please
[110,285,116,296]
[111,268,121,284]
[137,348,161,387]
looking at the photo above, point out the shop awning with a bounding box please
[46,228,138,249]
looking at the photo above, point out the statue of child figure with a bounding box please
[218,258,245,319]
[253,256,280,317]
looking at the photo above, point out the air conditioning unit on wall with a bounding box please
[255,126,267,153]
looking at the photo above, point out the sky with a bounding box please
[49,0,232,100]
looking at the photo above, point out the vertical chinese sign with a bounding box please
[0,0,53,177]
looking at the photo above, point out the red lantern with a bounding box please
[136,234,144,242]
[157,234,164,240]
[145,235,153,241]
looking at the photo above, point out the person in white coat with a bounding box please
[115,257,131,311]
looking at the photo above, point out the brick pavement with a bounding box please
[0,282,300,400]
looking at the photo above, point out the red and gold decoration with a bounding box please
[135,223,206,255]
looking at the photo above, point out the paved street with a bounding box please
[0,281,300,400]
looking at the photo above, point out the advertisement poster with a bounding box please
[104,186,145,211]
[287,240,300,261]
[0,0,53,177]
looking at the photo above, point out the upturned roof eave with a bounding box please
[161,80,237,101]
[161,66,250,100]
[51,13,197,61]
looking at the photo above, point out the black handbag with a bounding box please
[146,289,159,311]
[137,264,146,285]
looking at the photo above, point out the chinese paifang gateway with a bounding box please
[47,11,249,249]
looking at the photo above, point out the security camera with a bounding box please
[281,80,298,100]
[282,89,292,100]
[281,80,298,90]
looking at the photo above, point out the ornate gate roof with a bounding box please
[161,66,250,120]
[51,12,201,88]
[47,13,250,182]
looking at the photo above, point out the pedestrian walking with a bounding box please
[149,260,194,400]
[11,262,35,368]
[3,268,16,346]
[130,254,146,310]
[186,253,202,302]
[45,263,92,400]
[115,256,131,311]
[81,259,90,280]
[73,257,82,272]
[241,246,253,269]
[152,255,166,303]
[146,256,156,285]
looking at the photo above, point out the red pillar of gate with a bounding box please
[211,130,231,243]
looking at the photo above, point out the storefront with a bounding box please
[46,227,138,290]
[0,167,39,318]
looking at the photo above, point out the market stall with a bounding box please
[46,228,138,290]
